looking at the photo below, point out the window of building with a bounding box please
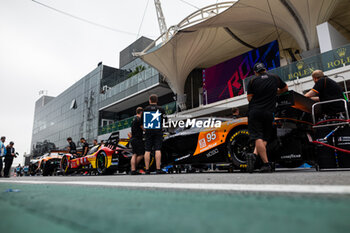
[70,99,77,110]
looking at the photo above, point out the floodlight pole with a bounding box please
[154,0,168,41]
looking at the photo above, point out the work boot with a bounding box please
[259,163,273,173]
[246,153,256,173]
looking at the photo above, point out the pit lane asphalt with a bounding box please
[4,168,350,186]
[1,169,350,233]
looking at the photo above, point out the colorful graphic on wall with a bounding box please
[202,40,280,104]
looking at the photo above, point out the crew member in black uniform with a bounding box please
[67,137,77,155]
[247,63,288,173]
[80,138,89,157]
[4,141,16,178]
[143,94,166,174]
[129,107,145,175]
[304,70,346,115]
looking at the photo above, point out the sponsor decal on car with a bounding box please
[199,138,207,149]
[175,154,191,161]
[280,154,302,160]
[206,148,219,158]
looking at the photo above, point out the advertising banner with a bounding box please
[270,44,350,82]
[202,40,280,104]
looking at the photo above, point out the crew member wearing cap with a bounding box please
[304,70,346,115]
[246,63,288,173]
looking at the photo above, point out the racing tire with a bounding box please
[60,155,70,175]
[96,151,108,175]
[227,128,254,169]
[42,169,50,176]
[42,163,54,176]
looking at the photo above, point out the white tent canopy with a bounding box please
[136,0,349,110]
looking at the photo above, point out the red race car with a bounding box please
[61,132,155,175]
[61,133,128,175]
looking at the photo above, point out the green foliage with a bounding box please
[127,65,146,78]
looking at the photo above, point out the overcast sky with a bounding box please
[0,0,227,165]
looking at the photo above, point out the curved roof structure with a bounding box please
[136,0,350,109]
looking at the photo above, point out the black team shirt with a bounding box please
[69,141,76,153]
[312,76,345,114]
[131,116,143,140]
[247,73,287,113]
[82,142,89,156]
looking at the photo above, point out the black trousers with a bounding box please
[4,157,13,177]
[0,157,3,176]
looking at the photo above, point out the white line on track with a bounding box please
[1,180,350,194]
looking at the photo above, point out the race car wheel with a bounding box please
[96,151,108,175]
[60,155,71,175]
[227,128,254,168]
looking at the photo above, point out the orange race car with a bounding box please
[161,91,315,172]
[36,150,67,176]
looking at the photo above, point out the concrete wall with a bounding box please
[119,37,153,68]
[317,22,349,53]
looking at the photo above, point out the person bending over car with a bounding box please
[247,63,288,173]
[143,94,166,174]
[304,70,346,116]
[129,107,145,175]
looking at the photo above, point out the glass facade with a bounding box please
[31,66,103,156]
[99,67,162,110]
[31,61,173,156]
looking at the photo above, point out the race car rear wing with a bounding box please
[277,90,316,113]
[105,132,120,150]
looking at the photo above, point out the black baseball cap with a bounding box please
[253,63,266,72]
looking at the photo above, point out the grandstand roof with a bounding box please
[136,0,350,108]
